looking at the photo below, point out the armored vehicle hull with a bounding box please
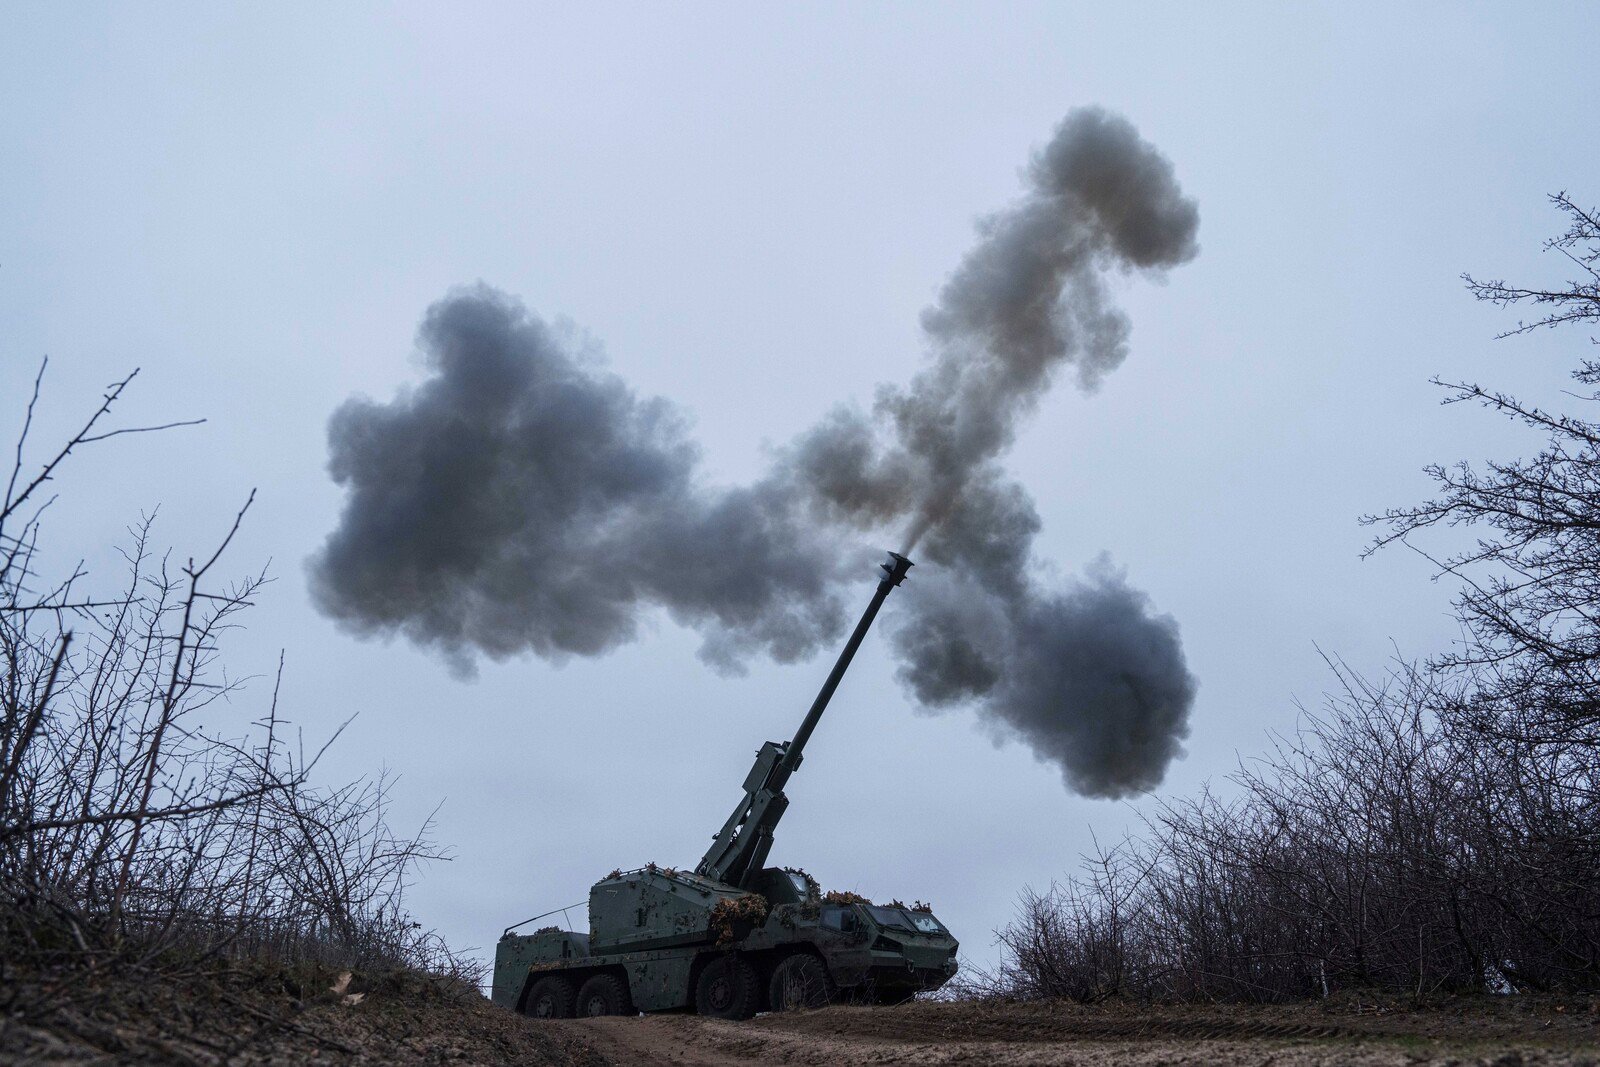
[491,866,957,1017]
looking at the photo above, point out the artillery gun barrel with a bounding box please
[693,550,914,888]
[781,551,913,773]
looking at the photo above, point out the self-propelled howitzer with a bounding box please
[491,552,959,1020]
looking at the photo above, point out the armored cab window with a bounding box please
[820,906,859,932]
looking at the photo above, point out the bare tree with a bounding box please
[970,194,1600,1009]
[1,363,478,1028]
[1365,193,1600,745]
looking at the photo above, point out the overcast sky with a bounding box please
[3,3,1596,975]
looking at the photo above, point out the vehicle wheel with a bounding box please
[767,953,834,1012]
[576,973,633,1017]
[524,975,577,1019]
[695,955,760,1020]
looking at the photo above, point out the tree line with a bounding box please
[969,194,1600,1002]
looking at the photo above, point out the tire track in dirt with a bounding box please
[565,1008,1600,1067]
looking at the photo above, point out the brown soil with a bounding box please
[569,996,1600,1067]
[7,971,1597,1066]
[0,964,608,1066]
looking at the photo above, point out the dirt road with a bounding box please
[14,966,1589,1067]
[567,998,1600,1067]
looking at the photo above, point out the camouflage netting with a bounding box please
[822,890,872,906]
[710,894,770,946]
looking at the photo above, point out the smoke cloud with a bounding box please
[796,106,1200,547]
[891,474,1194,796]
[309,290,850,674]
[309,107,1199,798]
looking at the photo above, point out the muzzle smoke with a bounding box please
[310,107,1199,798]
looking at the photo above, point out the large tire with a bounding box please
[576,973,634,1017]
[767,953,834,1012]
[524,975,577,1019]
[695,955,760,1020]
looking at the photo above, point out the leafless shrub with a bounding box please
[987,843,1155,1003]
[0,363,480,1022]
[978,193,1600,1006]
[984,660,1600,1003]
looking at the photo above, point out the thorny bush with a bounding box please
[0,364,480,1022]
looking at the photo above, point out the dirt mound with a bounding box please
[0,963,606,1066]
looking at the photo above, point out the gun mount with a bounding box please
[695,550,912,888]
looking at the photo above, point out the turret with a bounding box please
[694,551,913,889]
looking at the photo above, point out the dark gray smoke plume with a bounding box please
[794,107,1200,546]
[310,289,850,675]
[310,107,1200,797]
[890,473,1194,796]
